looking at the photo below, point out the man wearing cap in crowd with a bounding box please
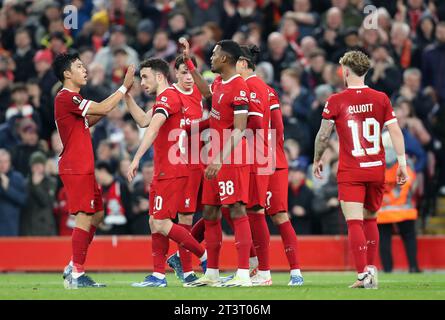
[20,151,58,236]
[134,19,155,58]
[92,25,139,77]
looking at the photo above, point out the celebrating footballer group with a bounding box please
[53,36,407,289]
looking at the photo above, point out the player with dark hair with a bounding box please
[53,53,135,288]
[126,58,207,287]
[179,38,253,287]
[313,50,408,289]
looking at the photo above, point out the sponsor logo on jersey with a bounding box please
[210,108,220,120]
[240,90,246,97]
[72,96,82,105]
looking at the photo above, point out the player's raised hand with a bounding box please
[313,159,323,180]
[205,163,222,180]
[396,165,408,185]
[127,159,139,182]
[123,64,136,90]
[179,37,191,61]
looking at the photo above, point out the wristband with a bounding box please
[186,59,196,72]
[118,85,128,95]
[397,154,407,167]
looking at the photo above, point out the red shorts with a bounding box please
[178,168,203,213]
[265,168,288,215]
[338,181,385,212]
[60,174,103,214]
[149,177,187,219]
[201,165,250,206]
[247,172,270,208]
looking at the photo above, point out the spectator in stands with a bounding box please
[281,67,314,120]
[287,0,319,38]
[122,121,151,165]
[331,27,362,63]
[288,161,314,234]
[366,45,402,97]
[130,161,152,235]
[168,11,188,42]
[46,130,62,178]
[95,161,132,235]
[111,47,129,89]
[134,19,154,58]
[301,48,327,92]
[314,7,343,60]
[308,84,334,144]
[415,13,436,53]
[11,118,46,178]
[20,151,57,236]
[12,28,36,83]
[392,68,435,125]
[92,25,139,77]
[143,29,177,62]
[0,70,11,123]
[378,134,421,273]
[312,159,346,234]
[359,25,388,54]
[422,21,445,103]
[5,83,41,129]
[0,3,28,51]
[0,148,26,236]
[74,10,109,51]
[82,62,112,102]
[299,36,318,67]
[263,32,297,82]
[390,22,414,70]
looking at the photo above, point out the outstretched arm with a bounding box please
[85,65,135,116]
[179,38,212,101]
[313,119,335,179]
[127,113,166,182]
[125,93,153,128]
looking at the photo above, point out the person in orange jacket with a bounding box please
[378,132,421,273]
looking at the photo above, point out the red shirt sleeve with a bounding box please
[64,91,92,118]
[231,80,250,110]
[322,95,338,121]
[383,94,397,126]
[153,89,181,118]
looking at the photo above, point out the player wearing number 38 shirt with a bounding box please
[313,51,408,289]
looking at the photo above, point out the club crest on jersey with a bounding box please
[161,96,168,102]
[72,96,82,105]
[251,92,256,99]
[240,90,246,97]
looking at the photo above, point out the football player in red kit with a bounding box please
[313,51,408,289]
[53,53,135,288]
[180,39,253,287]
[126,59,207,287]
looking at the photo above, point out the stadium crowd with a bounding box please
[0,0,444,237]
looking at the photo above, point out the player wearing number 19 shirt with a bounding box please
[313,51,408,289]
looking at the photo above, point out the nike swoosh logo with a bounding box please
[221,196,229,201]
[184,107,190,112]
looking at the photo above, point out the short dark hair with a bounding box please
[217,40,242,65]
[124,120,139,132]
[12,4,27,15]
[96,161,114,175]
[139,58,170,78]
[11,82,28,94]
[174,55,197,70]
[52,53,81,82]
[240,45,261,70]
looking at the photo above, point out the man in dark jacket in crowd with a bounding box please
[20,151,57,236]
[0,148,26,236]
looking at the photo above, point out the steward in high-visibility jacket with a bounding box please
[377,161,417,224]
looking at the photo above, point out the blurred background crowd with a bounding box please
[0,0,444,251]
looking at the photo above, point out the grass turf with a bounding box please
[0,272,444,300]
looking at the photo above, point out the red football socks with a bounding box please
[278,221,300,270]
[177,223,193,273]
[250,244,257,258]
[88,225,96,244]
[191,218,205,243]
[347,219,367,273]
[247,212,270,271]
[152,233,169,274]
[232,215,253,270]
[363,218,379,266]
[72,227,90,273]
[204,219,222,269]
[168,223,205,258]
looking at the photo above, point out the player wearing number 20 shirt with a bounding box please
[322,86,396,211]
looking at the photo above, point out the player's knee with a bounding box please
[151,219,168,233]
[203,206,219,221]
[271,211,289,225]
[92,211,104,226]
[178,213,193,225]
[247,205,264,213]
[229,202,246,219]
[75,212,93,229]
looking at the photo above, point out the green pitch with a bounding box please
[0,272,444,300]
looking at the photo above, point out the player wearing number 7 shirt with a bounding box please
[126,58,207,288]
[313,51,408,289]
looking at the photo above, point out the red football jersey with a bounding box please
[245,75,271,172]
[322,86,397,183]
[54,88,94,175]
[152,87,187,180]
[209,74,250,166]
[173,83,204,169]
[268,87,288,170]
